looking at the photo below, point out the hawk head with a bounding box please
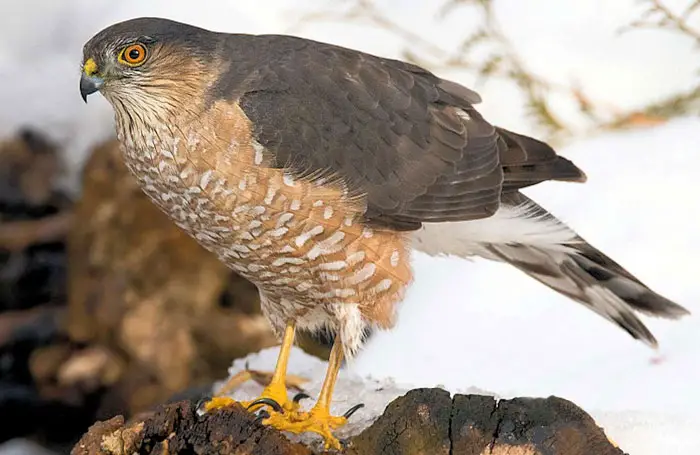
[80,17,219,111]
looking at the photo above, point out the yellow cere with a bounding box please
[83,58,98,76]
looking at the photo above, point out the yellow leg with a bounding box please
[204,321,306,414]
[213,367,308,397]
[264,337,363,450]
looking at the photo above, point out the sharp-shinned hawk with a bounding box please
[80,17,689,449]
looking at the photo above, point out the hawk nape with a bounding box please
[80,17,689,450]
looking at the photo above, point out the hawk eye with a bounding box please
[118,44,147,66]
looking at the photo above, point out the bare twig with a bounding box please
[620,0,700,42]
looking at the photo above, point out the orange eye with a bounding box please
[119,44,147,66]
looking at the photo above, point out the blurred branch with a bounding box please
[286,0,454,66]
[287,0,699,143]
[612,0,700,128]
[620,0,700,42]
[0,211,73,251]
[606,85,700,130]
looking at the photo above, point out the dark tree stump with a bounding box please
[72,389,626,455]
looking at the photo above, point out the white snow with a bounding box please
[0,440,57,455]
[2,1,699,453]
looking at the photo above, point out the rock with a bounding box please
[72,389,626,454]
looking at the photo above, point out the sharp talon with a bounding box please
[343,403,364,419]
[254,409,270,424]
[293,392,311,403]
[194,396,212,412]
[247,397,284,413]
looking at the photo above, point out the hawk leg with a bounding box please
[204,321,307,415]
[263,337,364,450]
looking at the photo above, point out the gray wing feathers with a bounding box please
[498,128,587,191]
[234,37,589,230]
[236,36,504,230]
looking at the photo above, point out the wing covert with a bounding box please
[235,36,504,230]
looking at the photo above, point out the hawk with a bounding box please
[80,17,689,449]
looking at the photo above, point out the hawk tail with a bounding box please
[412,192,690,347]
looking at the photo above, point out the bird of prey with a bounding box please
[80,17,689,449]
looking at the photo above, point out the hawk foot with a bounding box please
[202,366,309,413]
[203,383,307,415]
[263,402,364,451]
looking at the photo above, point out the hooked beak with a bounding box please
[80,74,103,103]
[80,58,104,103]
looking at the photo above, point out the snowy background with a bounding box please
[1,0,698,454]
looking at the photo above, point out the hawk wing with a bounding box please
[237,37,501,230]
[233,36,581,231]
